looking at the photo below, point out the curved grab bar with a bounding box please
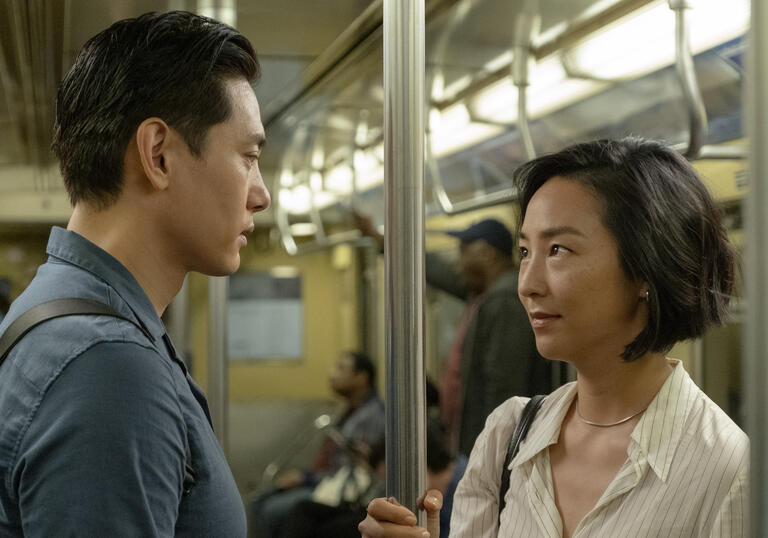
[669,0,708,159]
[429,0,538,215]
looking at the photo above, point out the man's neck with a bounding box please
[481,261,511,292]
[346,386,372,410]
[68,203,185,316]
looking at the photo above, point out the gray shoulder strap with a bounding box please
[0,298,151,365]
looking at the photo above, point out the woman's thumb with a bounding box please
[421,489,443,537]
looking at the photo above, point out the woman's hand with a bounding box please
[358,490,443,538]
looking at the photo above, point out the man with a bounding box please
[252,351,385,538]
[355,214,549,456]
[0,12,268,536]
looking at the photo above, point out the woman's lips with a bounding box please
[529,312,561,329]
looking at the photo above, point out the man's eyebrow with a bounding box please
[518,226,586,241]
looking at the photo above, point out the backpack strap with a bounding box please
[0,297,195,495]
[498,394,546,526]
[0,298,150,365]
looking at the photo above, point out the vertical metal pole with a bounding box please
[208,276,229,454]
[383,0,426,516]
[745,0,768,534]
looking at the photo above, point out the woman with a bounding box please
[359,137,748,537]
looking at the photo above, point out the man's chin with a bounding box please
[197,256,240,277]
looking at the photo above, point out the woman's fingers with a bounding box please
[358,516,430,538]
[358,496,433,538]
[366,497,418,525]
[418,489,443,538]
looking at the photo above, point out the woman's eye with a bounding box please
[518,246,529,258]
[550,244,568,256]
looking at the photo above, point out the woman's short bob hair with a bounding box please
[513,137,735,362]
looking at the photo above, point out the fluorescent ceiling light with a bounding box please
[280,185,312,215]
[280,169,294,187]
[326,165,354,194]
[354,150,380,174]
[269,265,301,278]
[311,147,325,170]
[313,191,337,209]
[289,223,317,237]
[310,171,323,191]
[442,74,473,101]
[197,0,236,26]
[355,120,369,147]
[472,57,606,123]
[430,105,503,157]
[565,0,749,80]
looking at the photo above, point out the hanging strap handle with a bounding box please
[498,394,546,526]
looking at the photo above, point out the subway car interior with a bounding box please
[0,0,765,536]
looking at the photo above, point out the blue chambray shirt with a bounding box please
[0,227,246,537]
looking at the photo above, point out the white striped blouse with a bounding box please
[450,359,749,537]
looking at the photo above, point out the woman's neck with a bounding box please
[574,353,674,425]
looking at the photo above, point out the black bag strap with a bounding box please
[498,394,546,526]
[0,297,195,495]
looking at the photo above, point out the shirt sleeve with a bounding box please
[709,466,749,538]
[449,397,525,538]
[13,340,187,538]
[425,252,469,301]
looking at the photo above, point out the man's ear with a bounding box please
[135,117,173,191]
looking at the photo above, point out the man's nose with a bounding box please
[248,171,271,212]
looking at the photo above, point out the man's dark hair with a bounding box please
[347,351,376,389]
[513,137,735,362]
[52,11,260,208]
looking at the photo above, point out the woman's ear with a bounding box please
[639,284,650,301]
[135,117,172,191]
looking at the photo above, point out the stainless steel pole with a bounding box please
[383,0,426,517]
[208,275,229,454]
[745,0,768,534]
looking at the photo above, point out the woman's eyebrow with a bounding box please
[519,226,586,241]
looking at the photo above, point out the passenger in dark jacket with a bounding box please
[354,213,551,456]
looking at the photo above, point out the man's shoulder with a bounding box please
[3,310,157,389]
[485,270,519,295]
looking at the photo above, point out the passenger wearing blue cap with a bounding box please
[433,218,551,457]
[354,213,551,457]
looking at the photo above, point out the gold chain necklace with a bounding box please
[575,398,647,427]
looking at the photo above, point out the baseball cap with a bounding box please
[446,219,513,257]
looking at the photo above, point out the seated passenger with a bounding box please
[251,351,384,538]
[359,137,748,537]
[284,417,466,538]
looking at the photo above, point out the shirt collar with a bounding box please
[510,359,694,478]
[511,383,577,469]
[629,359,694,482]
[46,226,166,341]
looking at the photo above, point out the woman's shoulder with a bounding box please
[480,382,576,448]
[689,384,749,454]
